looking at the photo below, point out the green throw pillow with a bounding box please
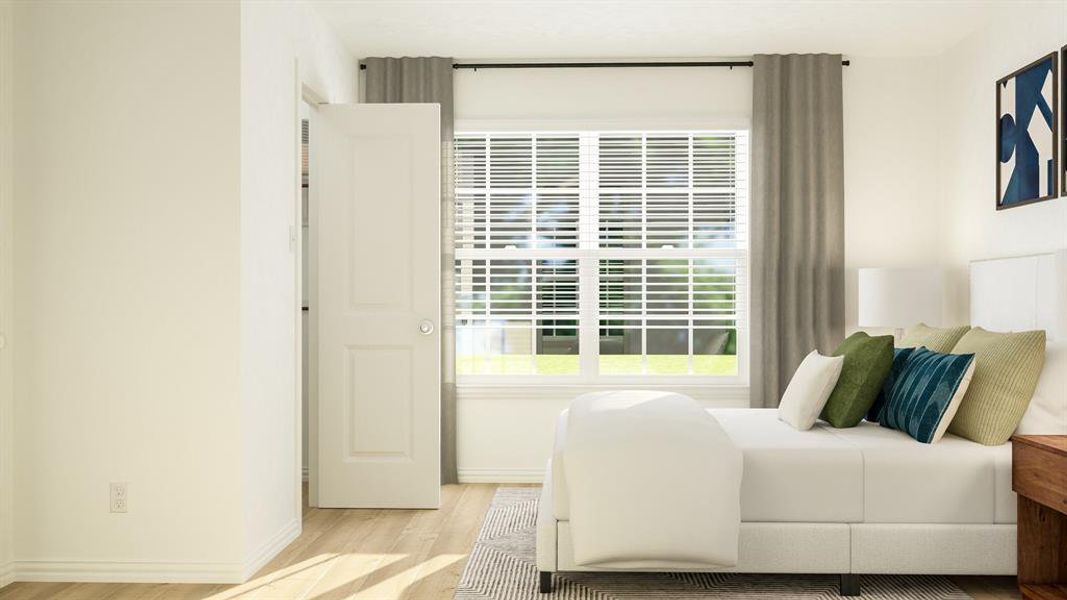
[947,327,1046,445]
[898,323,970,352]
[820,332,895,428]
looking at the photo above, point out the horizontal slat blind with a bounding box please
[598,258,740,320]
[454,130,748,378]
[455,134,581,250]
[454,259,579,319]
[598,132,747,249]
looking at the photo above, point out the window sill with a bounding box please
[455,381,750,407]
[457,374,747,387]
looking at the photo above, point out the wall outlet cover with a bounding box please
[110,482,128,513]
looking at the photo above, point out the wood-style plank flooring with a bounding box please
[0,484,1022,599]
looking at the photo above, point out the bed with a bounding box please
[536,250,1067,595]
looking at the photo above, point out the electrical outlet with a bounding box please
[110,482,128,513]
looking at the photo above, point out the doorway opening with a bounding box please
[299,98,314,506]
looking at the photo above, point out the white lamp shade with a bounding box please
[858,268,944,328]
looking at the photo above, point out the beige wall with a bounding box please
[449,57,944,479]
[239,0,356,572]
[9,0,358,583]
[447,30,1066,479]
[842,56,943,334]
[0,0,14,587]
[452,65,752,481]
[455,63,752,128]
[13,0,245,576]
[936,2,1067,323]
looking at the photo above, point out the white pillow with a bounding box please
[1016,340,1067,435]
[778,350,845,430]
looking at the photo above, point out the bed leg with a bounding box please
[539,571,553,593]
[839,574,860,596]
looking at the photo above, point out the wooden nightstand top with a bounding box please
[1013,435,1067,513]
[1013,435,1067,458]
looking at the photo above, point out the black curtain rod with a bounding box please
[359,59,850,70]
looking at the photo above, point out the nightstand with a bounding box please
[1012,435,1067,600]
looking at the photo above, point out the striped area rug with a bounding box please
[454,488,972,599]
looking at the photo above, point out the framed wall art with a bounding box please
[996,51,1058,209]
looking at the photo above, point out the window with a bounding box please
[454,130,748,381]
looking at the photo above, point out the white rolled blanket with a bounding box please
[563,390,743,569]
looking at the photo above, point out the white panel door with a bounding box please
[314,104,441,508]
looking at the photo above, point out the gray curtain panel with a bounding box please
[750,54,845,409]
[364,57,458,484]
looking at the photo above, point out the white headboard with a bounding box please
[970,250,1067,342]
[971,250,1067,434]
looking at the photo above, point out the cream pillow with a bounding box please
[1016,340,1066,435]
[778,350,845,430]
[898,323,971,353]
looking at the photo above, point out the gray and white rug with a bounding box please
[454,488,972,599]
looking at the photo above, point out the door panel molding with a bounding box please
[315,104,441,509]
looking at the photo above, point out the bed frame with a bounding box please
[536,250,1067,596]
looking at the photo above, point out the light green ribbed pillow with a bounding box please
[946,327,1046,445]
[898,323,971,352]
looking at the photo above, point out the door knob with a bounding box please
[418,320,435,335]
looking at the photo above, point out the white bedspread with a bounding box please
[562,390,743,568]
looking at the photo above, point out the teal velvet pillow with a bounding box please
[879,347,976,444]
[866,346,916,423]
[820,332,895,428]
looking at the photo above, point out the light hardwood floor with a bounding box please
[0,484,1021,600]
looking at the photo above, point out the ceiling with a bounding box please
[312,0,1022,61]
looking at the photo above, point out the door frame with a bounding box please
[296,61,328,510]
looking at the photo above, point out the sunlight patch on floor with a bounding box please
[345,554,466,600]
[205,553,407,600]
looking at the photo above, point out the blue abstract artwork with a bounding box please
[997,53,1058,208]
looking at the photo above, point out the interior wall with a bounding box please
[238,0,356,572]
[452,65,752,481]
[936,2,1067,323]
[13,0,246,578]
[842,57,943,334]
[0,0,14,588]
[455,63,752,128]
[450,59,940,480]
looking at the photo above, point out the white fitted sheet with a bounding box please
[552,407,1014,524]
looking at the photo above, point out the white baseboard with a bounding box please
[8,519,301,585]
[242,517,301,581]
[458,468,544,483]
[0,561,13,588]
[12,559,245,584]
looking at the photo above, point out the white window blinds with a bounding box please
[454,130,748,379]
